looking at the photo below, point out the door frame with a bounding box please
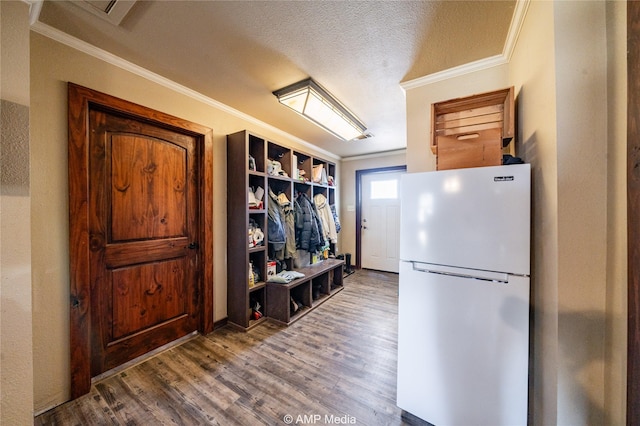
[628,2,640,424]
[355,165,406,269]
[67,83,214,398]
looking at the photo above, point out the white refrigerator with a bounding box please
[396,164,531,425]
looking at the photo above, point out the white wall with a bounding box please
[510,1,626,424]
[507,2,559,424]
[554,3,609,424]
[0,1,34,424]
[404,0,627,424]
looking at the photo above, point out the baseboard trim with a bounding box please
[213,317,228,331]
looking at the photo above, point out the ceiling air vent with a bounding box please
[352,132,374,141]
[72,0,137,26]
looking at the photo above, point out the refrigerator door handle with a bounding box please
[411,262,510,284]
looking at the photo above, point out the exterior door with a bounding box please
[69,83,214,398]
[361,170,404,273]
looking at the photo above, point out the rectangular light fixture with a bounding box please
[273,78,367,141]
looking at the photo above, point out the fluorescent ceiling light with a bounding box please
[273,78,367,141]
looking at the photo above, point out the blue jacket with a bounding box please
[294,192,325,252]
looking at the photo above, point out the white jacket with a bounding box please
[313,193,338,244]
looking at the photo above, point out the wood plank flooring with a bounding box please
[35,270,426,425]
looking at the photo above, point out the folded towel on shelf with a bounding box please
[267,270,306,284]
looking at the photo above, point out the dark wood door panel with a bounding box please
[110,134,189,241]
[104,237,190,268]
[69,83,214,398]
[111,257,189,340]
[96,308,198,374]
[89,109,200,377]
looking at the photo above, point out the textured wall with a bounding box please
[0,1,34,424]
[1,100,30,195]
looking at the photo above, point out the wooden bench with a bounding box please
[266,258,344,325]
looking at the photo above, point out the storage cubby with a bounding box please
[327,163,336,187]
[249,134,266,172]
[268,142,292,178]
[328,187,336,205]
[248,174,266,209]
[311,273,328,302]
[228,130,344,330]
[249,212,266,243]
[266,259,344,325]
[294,182,312,199]
[268,176,291,197]
[290,282,311,312]
[312,157,328,185]
[248,288,266,328]
[249,249,266,285]
[293,151,312,182]
[313,186,328,199]
[329,267,343,291]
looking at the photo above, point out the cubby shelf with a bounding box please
[226,130,342,330]
[267,258,344,325]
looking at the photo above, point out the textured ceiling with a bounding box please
[37,0,516,158]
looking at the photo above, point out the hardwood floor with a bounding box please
[36,270,426,425]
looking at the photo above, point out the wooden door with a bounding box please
[69,83,214,398]
[629,2,640,424]
[89,109,200,375]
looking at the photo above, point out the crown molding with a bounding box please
[29,21,340,161]
[400,54,507,91]
[29,0,531,161]
[22,0,43,25]
[400,0,530,91]
[342,148,407,163]
[502,0,530,62]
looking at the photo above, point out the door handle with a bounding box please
[188,242,199,250]
[411,262,509,284]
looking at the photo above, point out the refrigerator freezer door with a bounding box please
[396,261,530,425]
[399,164,530,275]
